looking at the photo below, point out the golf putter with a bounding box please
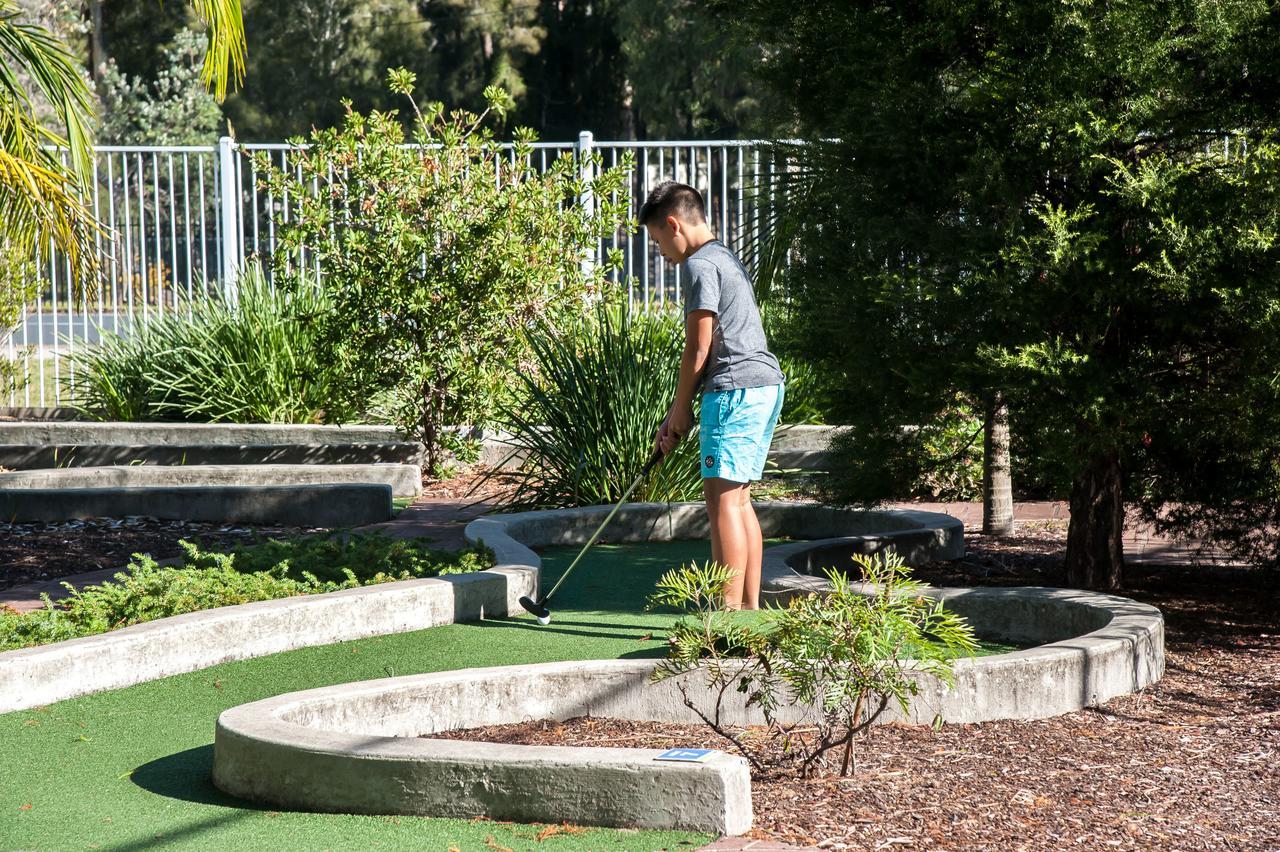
[518,446,668,625]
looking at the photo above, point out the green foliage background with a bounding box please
[719,0,1280,578]
[493,300,706,508]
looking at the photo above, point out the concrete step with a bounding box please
[0,442,423,470]
[0,483,392,526]
[0,463,422,497]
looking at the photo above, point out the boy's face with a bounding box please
[645,216,693,264]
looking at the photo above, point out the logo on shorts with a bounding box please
[704,455,715,468]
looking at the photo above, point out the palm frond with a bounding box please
[188,0,246,103]
[0,1,98,278]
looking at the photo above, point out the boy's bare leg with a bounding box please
[742,487,763,610]
[705,477,751,609]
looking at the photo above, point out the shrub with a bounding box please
[490,300,705,508]
[66,262,336,423]
[0,534,493,651]
[255,69,633,474]
[648,549,977,777]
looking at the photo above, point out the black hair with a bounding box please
[637,180,707,226]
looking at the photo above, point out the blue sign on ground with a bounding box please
[653,748,718,762]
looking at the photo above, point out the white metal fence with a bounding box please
[5,135,784,407]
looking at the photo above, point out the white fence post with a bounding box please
[576,130,595,281]
[217,136,241,303]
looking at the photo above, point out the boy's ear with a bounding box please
[666,214,682,234]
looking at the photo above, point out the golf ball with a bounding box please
[537,615,551,626]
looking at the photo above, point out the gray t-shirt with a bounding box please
[683,239,785,392]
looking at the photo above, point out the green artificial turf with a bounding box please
[0,537,1019,851]
[0,539,726,852]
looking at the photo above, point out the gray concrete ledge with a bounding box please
[0,566,536,713]
[757,537,1165,717]
[766,424,848,470]
[213,660,752,834]
[465,501,964,564]
[0,420,844,471]
[0,483,394,526]
[0,421,405,446]
[0,442,424,470]
[467,503,1162,721]
[0,463,422,498]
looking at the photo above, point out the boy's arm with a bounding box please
[656,309,715,453]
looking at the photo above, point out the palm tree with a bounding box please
[0,0,245,281]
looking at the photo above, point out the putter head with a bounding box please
[518,595,551,624]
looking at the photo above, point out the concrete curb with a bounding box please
[0,463,422,498]
[0,566,537,713]
[0,483,395,526]
[464,501,964,562]
[467,503,1163,722]
[213,660,752,834]
[0,421,843,471]
[757,538,1165,719]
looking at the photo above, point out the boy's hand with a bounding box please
[660,404,693,454]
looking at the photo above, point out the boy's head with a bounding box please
[639,181,713,263]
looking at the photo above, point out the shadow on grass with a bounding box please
[473,615,674,643]
[104,810,260,852]
[131,744,267,810]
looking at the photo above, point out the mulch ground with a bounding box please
[0,466,518,594]
[430,526,1280,850]
[0,517,331,592]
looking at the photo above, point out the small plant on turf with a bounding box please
[489,299,704,508]
[255,69,633,474]
[648,549,977,777]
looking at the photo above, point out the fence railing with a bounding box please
[5,135,784,407]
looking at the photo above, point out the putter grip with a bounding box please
[641,447,665,477]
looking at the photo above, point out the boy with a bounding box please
[640,181,786,611]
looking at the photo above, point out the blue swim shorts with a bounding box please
[699,383,785,483]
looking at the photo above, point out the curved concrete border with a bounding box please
[465,502,1162,719]
[0,562,537,713]
[0,483,394,526]
[213,550,1164,831]
[0,463,422,497]
[213,660,751,834]
[464,500,964,565]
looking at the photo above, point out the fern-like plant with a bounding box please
[649,549,978,777]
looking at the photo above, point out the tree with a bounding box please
[425,0,544,117]
[256,71,633,473]
[615,0,774,139]
[718,0,1280,588]
[98,27,222,145]
[222,0,432,140]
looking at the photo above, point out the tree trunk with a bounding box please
[88,0,105,82]
[1064,447,1125,589]
[982,393,1014,536]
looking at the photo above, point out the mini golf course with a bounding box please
[0,540,753,851]
[1,536,1066,850]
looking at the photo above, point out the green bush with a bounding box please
[66,262,336,423]
[491,300,705,509]
[0,534,493,651]
[648,550,976,777]
[255,69,632,474]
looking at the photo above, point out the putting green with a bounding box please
[0,537,1012,850]
[0,539,729,852]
